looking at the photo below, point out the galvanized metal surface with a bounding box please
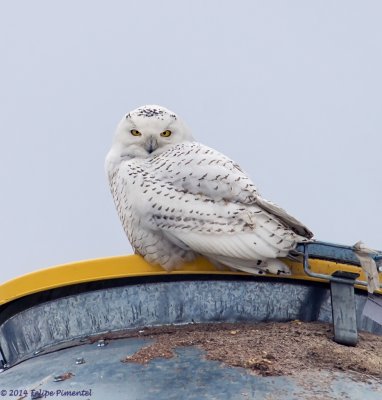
[0,279,380,368]
[363,296,382,325]
[0,336,381,399]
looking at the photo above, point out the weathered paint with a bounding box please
[0,336,381,399]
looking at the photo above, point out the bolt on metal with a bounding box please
[53,372,74,382]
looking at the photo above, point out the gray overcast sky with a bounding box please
[0,1,381,283]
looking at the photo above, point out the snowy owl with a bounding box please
[105,105,313,275]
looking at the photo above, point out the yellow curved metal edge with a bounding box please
[0,255,380,306]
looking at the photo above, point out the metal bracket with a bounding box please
[302,245,360,346]
[330,271,360,346]
[302,244,370,288]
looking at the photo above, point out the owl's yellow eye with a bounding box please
[130,129,141,136]
[160,130,172,137]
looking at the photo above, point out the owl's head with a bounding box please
[106,105,194,171]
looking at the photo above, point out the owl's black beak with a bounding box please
[144,137,158,154]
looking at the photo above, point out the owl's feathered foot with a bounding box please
[144,250,196,272]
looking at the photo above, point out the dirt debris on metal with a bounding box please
[112,321,382,380]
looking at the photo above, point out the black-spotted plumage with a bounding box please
[106,105,313,274]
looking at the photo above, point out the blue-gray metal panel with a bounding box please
[0,337,381,399]
[296,241,382,265]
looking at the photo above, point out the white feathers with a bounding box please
[353,241,380,293]
[106,105,313,274]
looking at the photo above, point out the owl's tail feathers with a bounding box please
[207,255,291,276]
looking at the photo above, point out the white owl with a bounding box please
[105,105,313,275]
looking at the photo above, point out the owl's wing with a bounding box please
[147,142,313,239]
[113,149,310,270]
[254,197,313,239]
[142,178,303,262]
